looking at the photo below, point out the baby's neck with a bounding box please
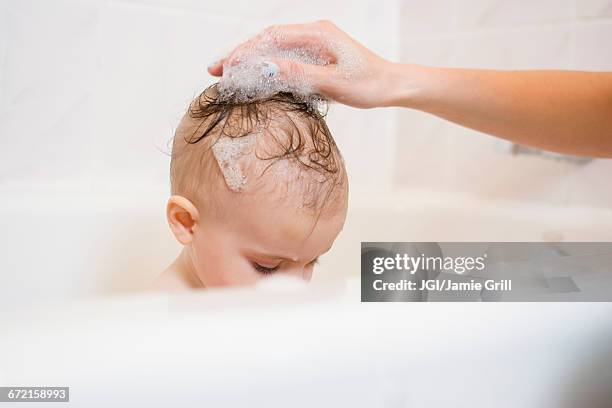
[153,247,203,291]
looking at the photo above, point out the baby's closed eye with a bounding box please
[251,261,280,274]
[250,258,319,275]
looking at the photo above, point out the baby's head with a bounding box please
[167,84,348,287]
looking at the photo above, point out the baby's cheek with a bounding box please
[191,240,262,287]
[214,258,262,287]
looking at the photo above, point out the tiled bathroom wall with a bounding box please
[1,0,610,298]
[0,0,399,199]
[2,0,610,209]
[394,0,612,209]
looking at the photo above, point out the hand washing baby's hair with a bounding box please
[153,47,349,290]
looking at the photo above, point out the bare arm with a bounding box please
[389,65,612,157]
[208,21,612,158]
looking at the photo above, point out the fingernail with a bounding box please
[207,60,219,69]
[261,61,278,78]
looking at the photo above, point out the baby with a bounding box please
[154,84,348,290]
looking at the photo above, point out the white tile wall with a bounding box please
[452,0,573,29]
[395,0,612,209]
[0,0,400,196]
[1,0,610,297]
[0,0,98,186]
[1,0,610,216]
[575,0,612,19]
[571,21,612,70]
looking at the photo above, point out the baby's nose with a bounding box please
[285,265,313,282]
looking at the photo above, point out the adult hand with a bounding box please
[207,20,402,109]
[208,21,612,157]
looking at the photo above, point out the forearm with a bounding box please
[388,64,612,158]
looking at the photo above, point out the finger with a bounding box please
[266,22,334,50]
[269,58,334,95]
[209,20,338,77]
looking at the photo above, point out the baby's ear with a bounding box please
[166,196,199,245]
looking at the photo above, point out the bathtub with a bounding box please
[322,190,612,282]
[2,278,612,407]
[1,188,612,306]
[2,188,612,406]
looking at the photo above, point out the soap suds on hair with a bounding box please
[187,26,354,202]
[211,132,329,195]
[171,83,346,212]
[211,133,258,191]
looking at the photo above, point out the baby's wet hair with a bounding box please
[170,83,347,215]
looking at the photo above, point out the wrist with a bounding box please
[381,62,434,109]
